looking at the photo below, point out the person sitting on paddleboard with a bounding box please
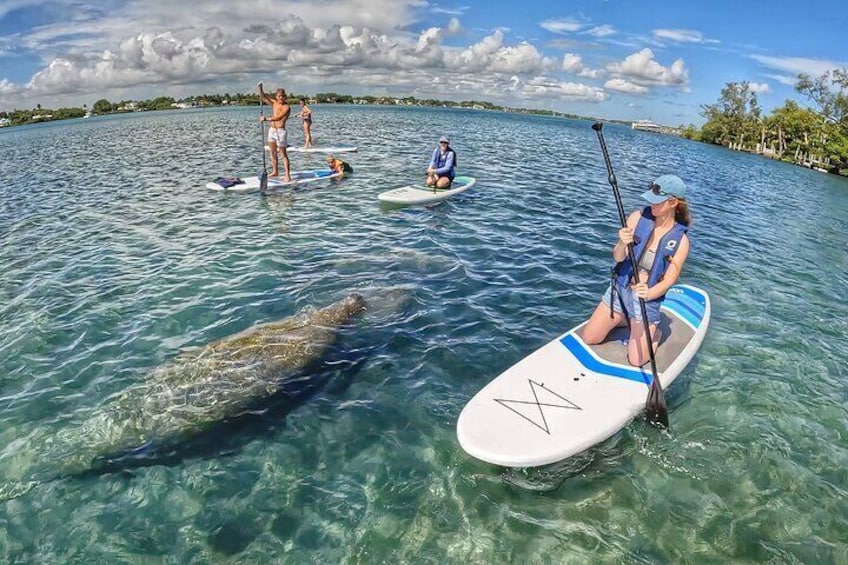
[258,82,292,183]
[326,154,353,176]
[582,174,692,366]
[425,136,456,188]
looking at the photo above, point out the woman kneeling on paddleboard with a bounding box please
[582,174,692,366]
[425,136,456,188]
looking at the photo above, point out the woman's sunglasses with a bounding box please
[648,183,682,201]
[648,182,668,196]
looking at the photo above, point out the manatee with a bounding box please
[30,293,367,478]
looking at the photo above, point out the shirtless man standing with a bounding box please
[258,82,291,182]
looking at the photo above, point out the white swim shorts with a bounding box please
[267,127,288,146]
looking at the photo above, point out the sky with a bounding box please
[0,0,846,124]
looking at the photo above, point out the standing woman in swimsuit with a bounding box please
[297,99,314,148]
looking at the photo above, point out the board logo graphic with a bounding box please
[494,379,582,434]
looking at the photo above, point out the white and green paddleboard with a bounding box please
[378,176,476,206]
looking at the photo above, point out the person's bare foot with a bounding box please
[284,176,292,183]
[268,173,279,178]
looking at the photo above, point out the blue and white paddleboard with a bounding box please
[206,169,341,192]
[377,176,476,206]
[457,284,711,467]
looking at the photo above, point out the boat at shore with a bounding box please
[631,119,682,135]
[631,119,663,133]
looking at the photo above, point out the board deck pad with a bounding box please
[456,284,710,467]
[377,176,476,206]
[206,169,341,192]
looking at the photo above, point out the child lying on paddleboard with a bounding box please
[326,155,353,176]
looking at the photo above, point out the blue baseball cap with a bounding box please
[641,174,687,204]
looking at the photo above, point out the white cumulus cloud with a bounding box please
[578,68,604,79]
[604,78,649,94]
[606,48,688,87]
[519,75,608,101]
[561,52,605,79]
[747,81,770,94]
[0,2,621,110]
[562,53,584,73]
[488,42,549,73]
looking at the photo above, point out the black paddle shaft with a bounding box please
[591,122,669,429]
[259,84,268,192]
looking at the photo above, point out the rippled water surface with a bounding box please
[1,106,847,563]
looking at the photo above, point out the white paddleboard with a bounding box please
[206,169,341,192]
[457,284,711,467]
[377,176,476,206]
[266,145,358,154]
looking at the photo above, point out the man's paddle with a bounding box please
[591,121,669,429]
[258,82,268,192]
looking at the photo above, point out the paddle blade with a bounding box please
[259,170,268,192]
[645,379,669,429]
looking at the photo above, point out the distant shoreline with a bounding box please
[0,95,638,130]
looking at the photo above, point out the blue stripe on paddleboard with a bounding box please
[559,334,651,386]
[666,286,706,318]
[304,170,336,179]
[662,288,706,329]
[662,297,700,329]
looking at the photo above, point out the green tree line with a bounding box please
[681,69,848,175]
[1,89,589,129]
[2,105,86,124]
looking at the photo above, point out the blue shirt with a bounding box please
[429,147,456,178]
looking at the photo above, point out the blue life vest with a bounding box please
[614,207,687,290]
[430,147,456,178]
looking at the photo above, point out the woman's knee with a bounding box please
[582,327,603,345]
[583,318,613,345]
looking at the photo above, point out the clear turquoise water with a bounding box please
[1,105,847,563]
